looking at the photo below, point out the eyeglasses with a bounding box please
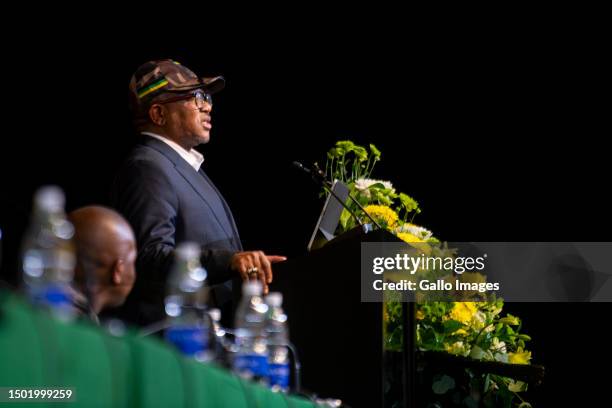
[157,90,213,110]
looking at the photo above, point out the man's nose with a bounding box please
[200,102,212,113]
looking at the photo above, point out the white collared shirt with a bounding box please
[142,132,205,172]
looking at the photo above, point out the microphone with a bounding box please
[292,161,325,182]
[291,161,307,171]
[292,161,382,230]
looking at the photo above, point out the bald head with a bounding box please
[69,206,137,313]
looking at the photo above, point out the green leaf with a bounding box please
[494,353,508,363]
[499,314,520,326]
[376,195,393,206]
[339,208,352,232]
[443,319,464,334]
[432,375,455,394]
[470,345,486,360]
[484,374,491,392]
[517,334,532,341]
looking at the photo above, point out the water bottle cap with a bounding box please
[208,308,221,322]
[175,242,201,261]
[265,292,283,307]
[34,185,65,212]
[242,280,262,296]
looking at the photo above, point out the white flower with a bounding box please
[354,178,395,198]
[473,311,487,329]
[397,223,433,241]
[491,337,507,353]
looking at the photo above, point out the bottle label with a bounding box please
[30,284,72,309]
[268,362,290,389]
[45,284,72,304]
[234,354,269,377]
[165,325,208,356]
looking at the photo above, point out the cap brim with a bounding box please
[201,76,225,94]
[172,76,225,95]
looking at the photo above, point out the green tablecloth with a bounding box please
[0,291,315,408]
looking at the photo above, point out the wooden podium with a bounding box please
[270,227,400,407]
[270,228,546,407]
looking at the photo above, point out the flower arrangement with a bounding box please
[321,140,535,408]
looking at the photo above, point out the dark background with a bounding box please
[0,22,608,406]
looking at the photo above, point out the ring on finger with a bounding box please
[247,266,259,278]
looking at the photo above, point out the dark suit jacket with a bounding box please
[111,135,242,326]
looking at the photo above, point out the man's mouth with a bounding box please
[202,119,212,130]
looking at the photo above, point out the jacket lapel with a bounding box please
[199,169,243,250]
[141,136,235,239]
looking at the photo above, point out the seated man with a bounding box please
[69,206,137,322]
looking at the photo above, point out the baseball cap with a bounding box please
[129,59,224,114]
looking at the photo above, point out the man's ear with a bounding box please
[148,104,166,126]
[113,259,125,285]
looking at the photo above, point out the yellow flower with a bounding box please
[396,232,421,243]
[397,223,433,241]
[363,205,398,228]
[508,348,532,365]
[396,232,432,255]
[454,328,468,336]
[416,309,425,320]
[449,302,479,325]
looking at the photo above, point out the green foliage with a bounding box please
[432,375,456,394]
[325,140,382,184]
[397,192,421,222]
[320,140,535,408]
[323,141,421,234]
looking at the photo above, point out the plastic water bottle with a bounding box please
[265,292,290,392]
[164,242,211,362]
[233,281,269,383]
[209,308,225,341]
[208,308,229,366]
[21,186,76,320]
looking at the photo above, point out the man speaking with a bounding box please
[112,59,285,326]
